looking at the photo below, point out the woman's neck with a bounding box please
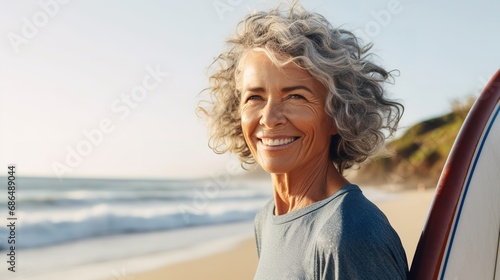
[271,160,349,215]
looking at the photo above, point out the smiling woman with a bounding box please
[198,2,408,279]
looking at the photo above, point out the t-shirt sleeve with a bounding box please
[312,198,408,279]
[313,231,408,279]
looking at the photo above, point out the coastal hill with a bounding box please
[350,97,475,190]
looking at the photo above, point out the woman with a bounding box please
[199,3,408,279]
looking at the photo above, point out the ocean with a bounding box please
[0,176,273,250]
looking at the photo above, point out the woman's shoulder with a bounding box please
[313,186,409,278]
[316,186,396,244]
[328,184,389,222]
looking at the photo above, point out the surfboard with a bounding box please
[409,69,500,280]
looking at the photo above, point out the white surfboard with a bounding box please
[410,70,500,279]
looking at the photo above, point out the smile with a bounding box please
[260,137,299,147]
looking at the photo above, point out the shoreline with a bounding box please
[3,222,255,280]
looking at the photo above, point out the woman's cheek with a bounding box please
[285,103,319,121]
[240,108,256,139]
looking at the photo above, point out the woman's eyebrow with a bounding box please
[244,86,265,93]
[244,85,314,94]
[282,85,314,94]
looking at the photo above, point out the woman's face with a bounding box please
[239,51,336,174]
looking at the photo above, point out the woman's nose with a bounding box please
[259,99,286,128]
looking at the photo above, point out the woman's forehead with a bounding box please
[238,50,317,86]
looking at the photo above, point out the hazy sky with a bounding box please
[1,0,499,179]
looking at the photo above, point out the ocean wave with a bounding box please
[14,189,271,207]
[0,199,269,250]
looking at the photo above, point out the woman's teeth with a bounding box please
[261,138,297,146]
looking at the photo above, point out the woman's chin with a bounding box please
[258,162,292,175]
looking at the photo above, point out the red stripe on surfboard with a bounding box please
[409,69,500,280]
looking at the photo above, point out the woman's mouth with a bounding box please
[259,137,299,147]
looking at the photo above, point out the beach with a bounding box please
[130,188,435,280]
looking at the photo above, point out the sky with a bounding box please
[1,0,499,179]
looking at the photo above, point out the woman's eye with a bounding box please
[288,94,306,100]
[246,95,263,102]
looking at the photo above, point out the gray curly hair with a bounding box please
[198,3,403,174]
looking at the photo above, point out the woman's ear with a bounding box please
[330,120,338,135]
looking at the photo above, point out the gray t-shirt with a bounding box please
[254,184,408,280]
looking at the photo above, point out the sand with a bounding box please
[132,239,258,280]
[376,189,436,264]
[129,188,436,280]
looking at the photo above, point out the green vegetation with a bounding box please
[352,97,475,189]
